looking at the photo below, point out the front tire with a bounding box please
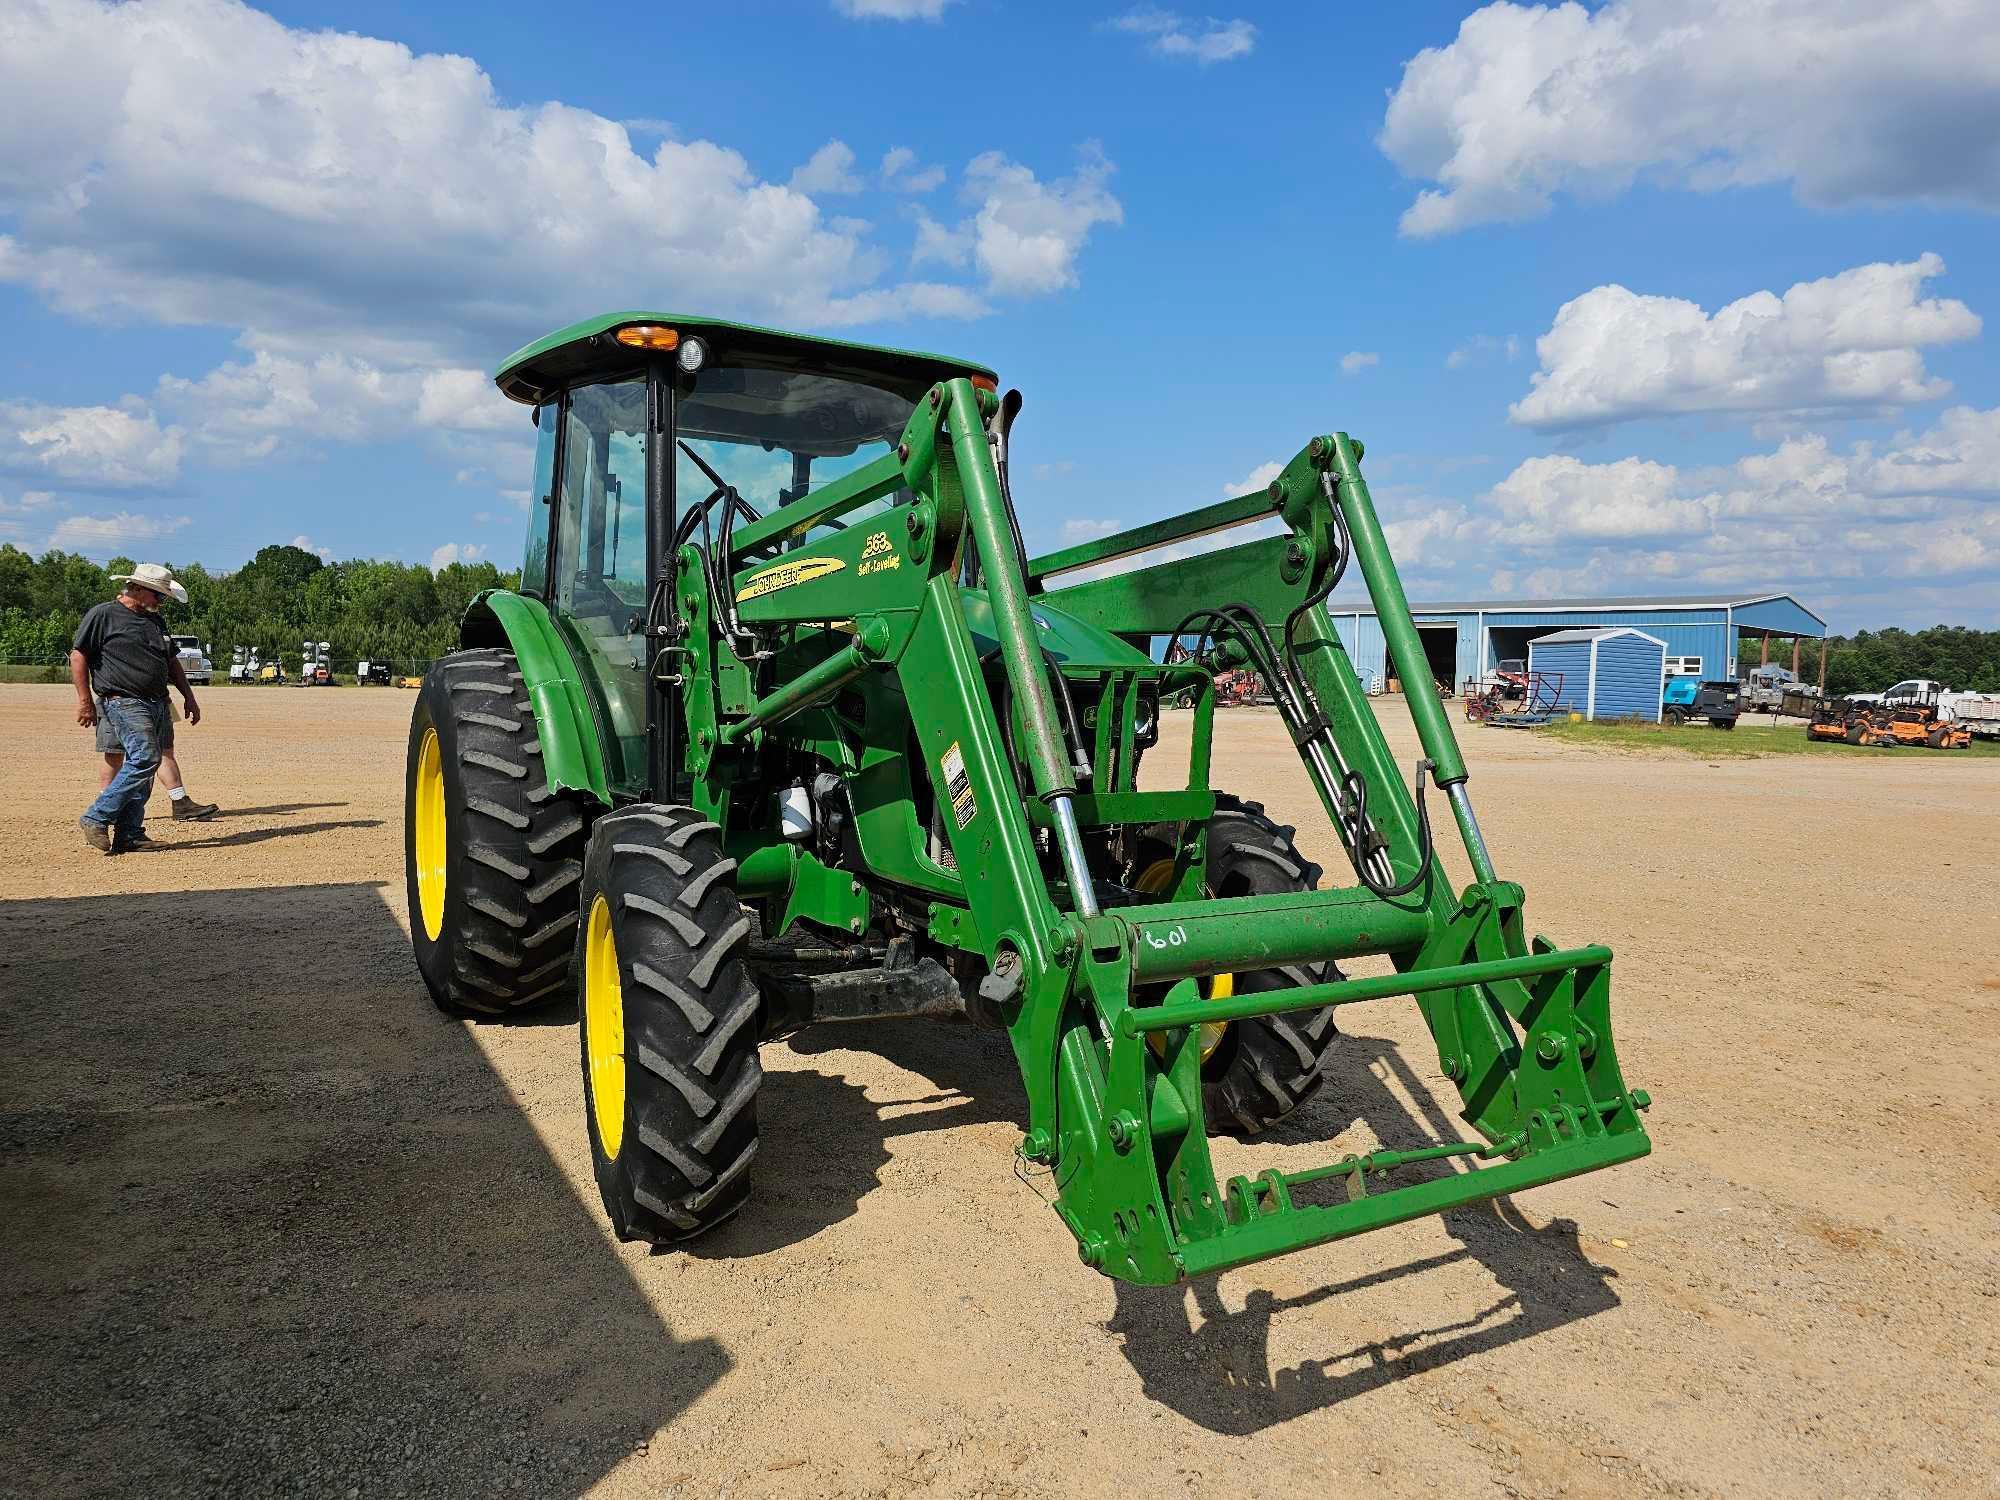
[1136,797,1343,1136]
[404,648,587,1018]
[576,806,761,1244]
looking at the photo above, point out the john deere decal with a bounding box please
[735,556,846,602]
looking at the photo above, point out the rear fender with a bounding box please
[460,590,612,805]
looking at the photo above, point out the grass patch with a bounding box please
[1540,717,2000,759]
[0,664,66,684]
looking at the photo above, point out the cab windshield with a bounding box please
[676,365,916,540]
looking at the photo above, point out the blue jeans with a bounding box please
[84,696,167,843]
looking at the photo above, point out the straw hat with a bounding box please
[112,562,190,605]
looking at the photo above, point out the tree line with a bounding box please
[0,543,519,673]
[1816,625,2000,697]
[4,539,1997,695]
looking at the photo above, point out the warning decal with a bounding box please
[735,556,846,603]
[941,741,977,829]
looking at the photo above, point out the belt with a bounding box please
[99,690,164,703]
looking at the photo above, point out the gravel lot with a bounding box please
[2,682,1995,1498]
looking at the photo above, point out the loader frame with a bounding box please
[468,325,1651,1284]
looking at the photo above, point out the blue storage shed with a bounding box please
[1528,627,1666,721]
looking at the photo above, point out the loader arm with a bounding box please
[687,378,1650,1283]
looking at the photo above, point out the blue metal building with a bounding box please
[1527,627,1667,721]
[1326,592,1827,696]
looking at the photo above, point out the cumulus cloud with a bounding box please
[0,400,185,488]
[880,147,946,194]
[1511,255,1981,431]
[1106,10,1257,64]
[289,534,332,561]
[0,0,1049,369]
[1472,406,2000,595]
[47,509,192,552]
[788,141,864,195]
[963,147,1123,297]
[1380,0,2000,236]
[429,542,487,569]
[913,148,1123,296]
[1446,334,1519,370]
[1224,461,1282,497]
[832,0,954,17]
[1382,502,1488,568]
[1061,517,1122,542]
[146,341,517,465]
[909,212,974,271]
[1490,454,1715,539]
[1339,351,1380,376]
[0,0,1128,526]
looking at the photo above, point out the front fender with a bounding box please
[461,590,611,805]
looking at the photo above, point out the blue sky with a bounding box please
[1,0,1995,630]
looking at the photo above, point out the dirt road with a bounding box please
[2,683,1995,1497]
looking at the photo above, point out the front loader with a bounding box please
[403,314,1651,1284]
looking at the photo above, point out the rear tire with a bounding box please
[576,805,761,1245]
[405,648,587,1018]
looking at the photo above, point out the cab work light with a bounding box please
[614,324,680,350]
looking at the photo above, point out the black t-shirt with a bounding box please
[74,600,171,701]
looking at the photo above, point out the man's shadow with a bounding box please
[1107,1028,1623,1433]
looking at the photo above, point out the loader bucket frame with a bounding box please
[645,376,1652,1284]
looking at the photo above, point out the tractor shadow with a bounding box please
[1106,1027,1623,1434]
[685,1018,1027,1262]
[0,881,726,1498]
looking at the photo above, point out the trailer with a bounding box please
[1944,691,2000,740]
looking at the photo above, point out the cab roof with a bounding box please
[493,311,996,407]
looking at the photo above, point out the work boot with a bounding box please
[170,796,219,821]
[79,817,115,855]
[119,829,155,850]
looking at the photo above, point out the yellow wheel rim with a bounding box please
[413,726,447,942]
[583,894,627,1159]
[1135,858,1233,1062]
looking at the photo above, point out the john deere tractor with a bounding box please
[403,313,1651,1284]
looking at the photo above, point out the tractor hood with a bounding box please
[958,589,1156,670]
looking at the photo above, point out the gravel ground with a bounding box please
[1,682,1995,1498]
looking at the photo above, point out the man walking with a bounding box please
[73,564,204,854]
[96,705,220,827]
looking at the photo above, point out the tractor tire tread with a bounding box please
[406,647,589,1020]
[1200,793,1344,1137]
[577,805,762,1247]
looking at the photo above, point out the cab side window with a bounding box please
[521,400,559,600]
[557,380,649,617]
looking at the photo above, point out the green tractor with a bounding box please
[403,313,1651,1283]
